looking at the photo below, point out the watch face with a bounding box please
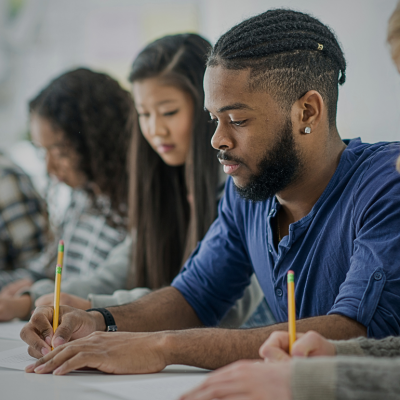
[107,325,118,332]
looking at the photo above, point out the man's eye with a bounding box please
[163,110,179,116]
[230,120,246,127]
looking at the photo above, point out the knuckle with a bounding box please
[270,331,282,339]
[209,388,224,398]
[307,331,320,341]
[56,326,72,339]
[33,341,44,354]
[19,325,29,340]
[88,331,103,342]
[30,310,46,324]
[27,346,39,359]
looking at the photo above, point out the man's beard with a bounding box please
[218,119,303,202]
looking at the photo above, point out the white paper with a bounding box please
[0,321,26,341]
[82,374,208,400]
[0,346,35,370]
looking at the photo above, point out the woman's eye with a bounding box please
[138,113,150,118]
[163,109,179,116]
[230,120,246,127]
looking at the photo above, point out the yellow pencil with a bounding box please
[287,270,296,354]
[52,240,64,349]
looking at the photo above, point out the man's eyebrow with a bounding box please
[204,103,254,114]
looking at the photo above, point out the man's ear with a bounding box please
[292,90,325,135]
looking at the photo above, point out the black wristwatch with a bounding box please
[86,308,118,332]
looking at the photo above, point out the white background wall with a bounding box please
[0,0,399,150]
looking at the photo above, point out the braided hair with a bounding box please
[208,9,346,127]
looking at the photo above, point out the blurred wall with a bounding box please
[0,0,399,150]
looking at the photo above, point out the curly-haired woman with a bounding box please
[0,68,133,320]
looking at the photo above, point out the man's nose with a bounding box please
[211,125,234,151]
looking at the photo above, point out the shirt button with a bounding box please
[276,288,283,297]
[268,244,273,253]
[374,272,383,281]
[268,209,275,216]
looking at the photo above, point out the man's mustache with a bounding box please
[217,151,244,164]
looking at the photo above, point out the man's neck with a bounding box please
[276,135,346,227]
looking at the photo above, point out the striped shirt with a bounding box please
[28,189,127,282]
[0,153,47,287]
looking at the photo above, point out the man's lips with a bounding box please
[219,159,240,175]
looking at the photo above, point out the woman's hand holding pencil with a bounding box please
[259,331,336,361]
[259,271,335,362]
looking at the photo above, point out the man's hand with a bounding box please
[25,331,169,375]
[259,331,336,362]
[20,305,105,358]
[0,279,33,298]
[35,293,91,310]
[0,295,31,321]
[179,360,292,400]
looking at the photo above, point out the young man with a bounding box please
[21,9,400,376]
[180,3,400,400]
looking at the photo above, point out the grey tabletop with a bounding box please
[0,336,208,400]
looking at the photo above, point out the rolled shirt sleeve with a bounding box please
[328,152,400,338]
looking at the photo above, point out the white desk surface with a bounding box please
[0,337,209,400]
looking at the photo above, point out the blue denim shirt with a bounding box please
[172,139,400,338]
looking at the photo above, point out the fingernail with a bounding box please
[41,347,50,356]
[34,365,45,373]
[25,363,36,372]
[53,337,66,347]
[53,367,62,375]
[45,336,52,346]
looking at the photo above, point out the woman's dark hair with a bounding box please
[208,9,346,127]
[128,33,219,289]
[29,68,134,226]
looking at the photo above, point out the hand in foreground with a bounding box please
[20,305,103,358]
[260,331,336,362]
[0,279,33,298]
[0,295,31,322]
[35,293,91,310]
[25,331,168,375]
[180,360,292,400]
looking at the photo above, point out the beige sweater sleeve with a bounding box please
[332,336,400,357]
[292,337,400,400]
[292,358,336,400]
[292,356,400,400]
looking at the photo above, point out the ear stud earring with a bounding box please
[304,127,311,134]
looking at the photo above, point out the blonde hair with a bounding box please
[388,2,400,171]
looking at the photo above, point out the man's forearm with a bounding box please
[105,287,203,332]
[162,314,367,370]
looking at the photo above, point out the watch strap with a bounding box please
[86,308,118,332]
